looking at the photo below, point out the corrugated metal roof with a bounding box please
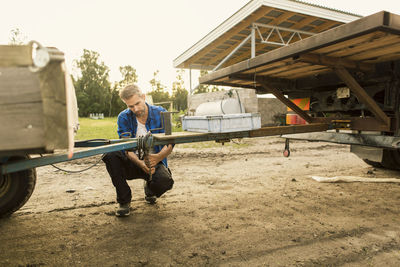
[174,0,361,70]
[291,0,361,17]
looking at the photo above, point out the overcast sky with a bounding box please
[1,0,399,93]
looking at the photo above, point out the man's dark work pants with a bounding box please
[102,151,173,204]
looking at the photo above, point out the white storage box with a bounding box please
[182,113,261,133]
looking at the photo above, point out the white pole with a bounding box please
[251,26,256,58]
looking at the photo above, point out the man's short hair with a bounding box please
[119,84,143,100]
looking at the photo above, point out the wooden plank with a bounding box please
[334,66,390,126]
[365,52,400,63]
[212,81,261,90]
[289,68,331,79]
[257,61,308,76]
[0,68,42,105]
[296,53,374,72]
[154,124,329,141]
[200,11,391,84]
[328,34,400,58]
[0,51,75,153]
[241,59,291,74]
[313,117,393,132]
[214,77,230,83]
[249,123,329,138]
[348,42,400,61]
[0,45,33,67]
[312,20,342,33]
[38,62,69,151]
[0,102,45,151]
[273,64,327,78]
[388,11,400,29]
[0,67,46,151]
[313,31,386,54]
[153,131,207,140]
[228,74,293,89]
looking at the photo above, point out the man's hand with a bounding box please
[126,151,155,174]
[146,144,174,168]
[145,153,162,168]
[126,143,173,174]
[139,159,155,175]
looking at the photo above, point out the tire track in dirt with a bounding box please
[220,226,400,266]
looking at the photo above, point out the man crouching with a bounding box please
[103,84,174,217]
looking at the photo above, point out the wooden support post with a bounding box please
[260,83,314,124]
[334,66,390,126]
[228,74,314,123]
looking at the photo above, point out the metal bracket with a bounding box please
[28,40,65,72]
[253,22,315,47]
[149,111,177,135]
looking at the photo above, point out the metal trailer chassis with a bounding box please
[198,11,400,170]
[0,123,332,218]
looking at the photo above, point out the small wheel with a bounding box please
[283,139,290,157]
[283,149,290,157]
[0,155,36,218]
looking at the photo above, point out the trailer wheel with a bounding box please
[381,149,400,170]
[0,156,36,218]
[362,149,400,170]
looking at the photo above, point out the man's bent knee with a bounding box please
[147,164,174,197]
[102,151,125,163]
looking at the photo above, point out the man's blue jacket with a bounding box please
[117,103,168,167]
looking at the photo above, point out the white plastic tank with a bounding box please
[195,98,245,116]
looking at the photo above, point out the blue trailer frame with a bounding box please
[0,123,330,176]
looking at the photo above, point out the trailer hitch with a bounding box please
[137,132,154,181]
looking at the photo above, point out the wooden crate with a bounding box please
[0,45,77,155]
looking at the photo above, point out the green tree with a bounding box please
[171,69,188,111]
[73,49,111,117]
[9,28,27,45]
[148,70,170,109]
[194,70,220,94]
[109,65,139,116]
[118,65,138,87]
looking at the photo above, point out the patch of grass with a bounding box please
[75,117,119,140]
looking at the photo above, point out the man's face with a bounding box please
[124,94,146,117]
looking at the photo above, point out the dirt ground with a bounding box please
[1,136,400,266]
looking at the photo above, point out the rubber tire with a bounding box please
[0,156,36,218]
[381,149,400,170]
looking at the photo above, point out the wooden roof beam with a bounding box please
[229,73,292,88]
[261,82,314,123]
[295,53,375,72]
